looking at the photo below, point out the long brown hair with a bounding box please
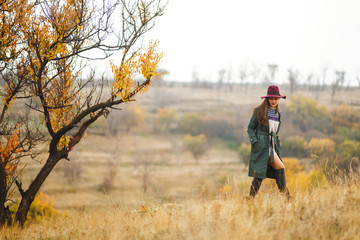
[255,99,279,126]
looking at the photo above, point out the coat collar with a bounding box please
[278,108,282,121]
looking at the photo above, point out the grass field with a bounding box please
[2,84,360,239]
[2,176,360,240]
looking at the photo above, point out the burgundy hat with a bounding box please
[261,85,286,99]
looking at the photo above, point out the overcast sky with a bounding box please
[135,0,360,85]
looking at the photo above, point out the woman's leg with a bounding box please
[268,151,284,170]
[249,177,263,197]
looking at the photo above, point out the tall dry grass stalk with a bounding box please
[1,175,360,240]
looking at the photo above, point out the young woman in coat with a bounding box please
[247,85,289,197]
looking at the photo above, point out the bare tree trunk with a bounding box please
[331,71,345,104]
[15,153,64,226]
[0,160,8,225]
[288,69,299,94]
[218,69,225,90]
[315,79,320,100]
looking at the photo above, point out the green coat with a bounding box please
[247,107,283,179]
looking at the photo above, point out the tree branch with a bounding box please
[15,180,24,197]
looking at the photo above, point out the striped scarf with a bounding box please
[267,108,279,122]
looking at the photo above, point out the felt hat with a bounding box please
[261,85,286,99]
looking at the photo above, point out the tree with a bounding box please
[239,64,247,93]
[250,63,261,85]
[191,68,200,89]
[306,73,313,91]
[217,69,226,90]
[331,70,345,103]
[263,63,278,85]
[287,68,299,94]
[0,0,32,69]
[0,0,166,226]
[183,134,208,164]
[0,0,42,225]
[226,64,233,92]
[157,108,177,133]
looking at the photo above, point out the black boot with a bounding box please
[249,178,263,197]
[275,168,291,198]
[275,168,286,192]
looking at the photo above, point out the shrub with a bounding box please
[282,136,308,157]
[287,95,329,132]
[292,169,327,190]
[178,113,204,135]
[183,134,208,164]
[330,104,360,142]
[308,169,327,188]
[337,139,360,160]
[336,140,360,171]
[282,157,304,175]
[354,129,360,141]
[282,157,327,190]
[237,143,251,166]
[157,108,177,133]
[10,192,58,223]
[329,104,360,131]
[333,126,351,142]
[202,115,236,141]
[308,138,335,158]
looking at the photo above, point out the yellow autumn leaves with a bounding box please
[0,81,16,109]
[1,1,165,153]
[43,58,80,150]
[0,0,32,62]
[49,39,164,150]
[24,0,86,79]
[0,125,21,184]
[111,40,165,102]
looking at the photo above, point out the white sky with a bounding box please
[138,0,360,85]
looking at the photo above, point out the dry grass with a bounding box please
[3,85,360,239]
[11,133,243,210]
[2,179,360,240]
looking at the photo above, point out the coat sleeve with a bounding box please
[247,109,259,145]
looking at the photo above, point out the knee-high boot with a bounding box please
[249,178,263,197]
[275,168,290,196]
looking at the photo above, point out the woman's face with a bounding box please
[268,97,280,108]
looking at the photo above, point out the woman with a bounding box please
[247,85,289,198]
